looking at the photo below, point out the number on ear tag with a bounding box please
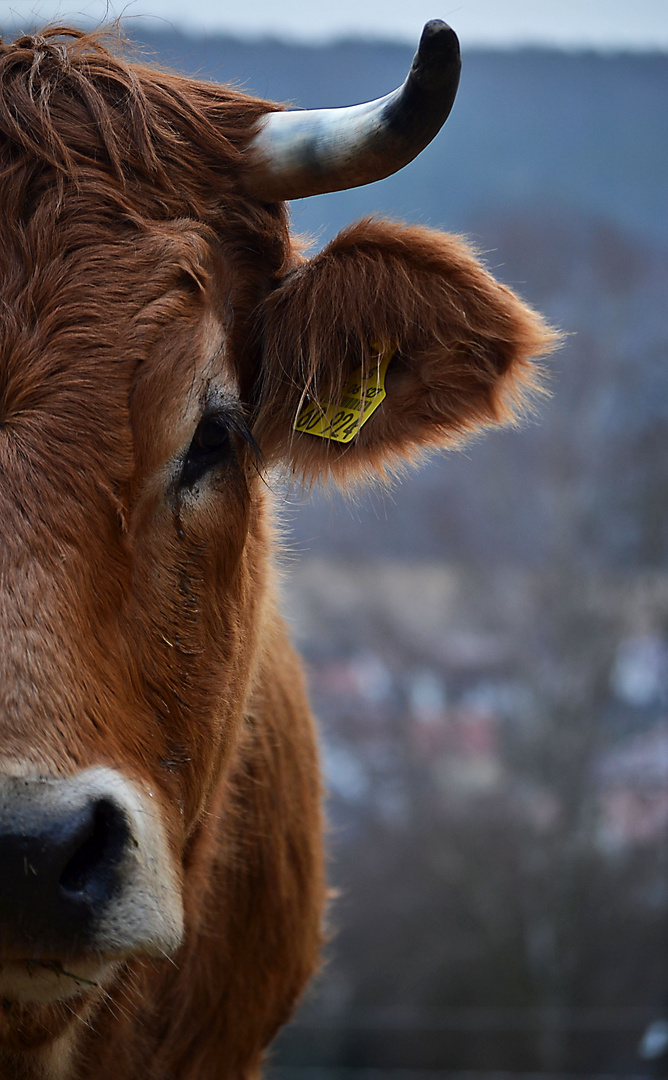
[293,344,394,444]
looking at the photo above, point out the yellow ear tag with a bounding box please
[293,344,395,444]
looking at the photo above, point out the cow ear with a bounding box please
[252,219,559,486]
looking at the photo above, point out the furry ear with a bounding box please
[252,218,559,485]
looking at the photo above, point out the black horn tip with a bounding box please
[414,20,461,82]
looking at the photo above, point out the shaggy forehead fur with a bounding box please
[0,26,290,421]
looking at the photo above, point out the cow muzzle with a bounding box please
[0,767,184,1003]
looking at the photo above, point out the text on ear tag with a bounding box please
[293,344,394,444]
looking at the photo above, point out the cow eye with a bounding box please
[180,414,233,489]
[193,415,231,454]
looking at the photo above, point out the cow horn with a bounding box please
[244,20,461,202]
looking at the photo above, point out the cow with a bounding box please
[0,19,557,1080]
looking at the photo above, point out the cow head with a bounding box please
[0,22,557,1066]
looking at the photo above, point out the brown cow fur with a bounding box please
[0,26,558,1080]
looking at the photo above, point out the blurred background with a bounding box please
[3,1,667,1075]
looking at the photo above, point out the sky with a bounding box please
[2,0,668,50]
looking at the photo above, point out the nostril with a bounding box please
[59,799,129,903]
